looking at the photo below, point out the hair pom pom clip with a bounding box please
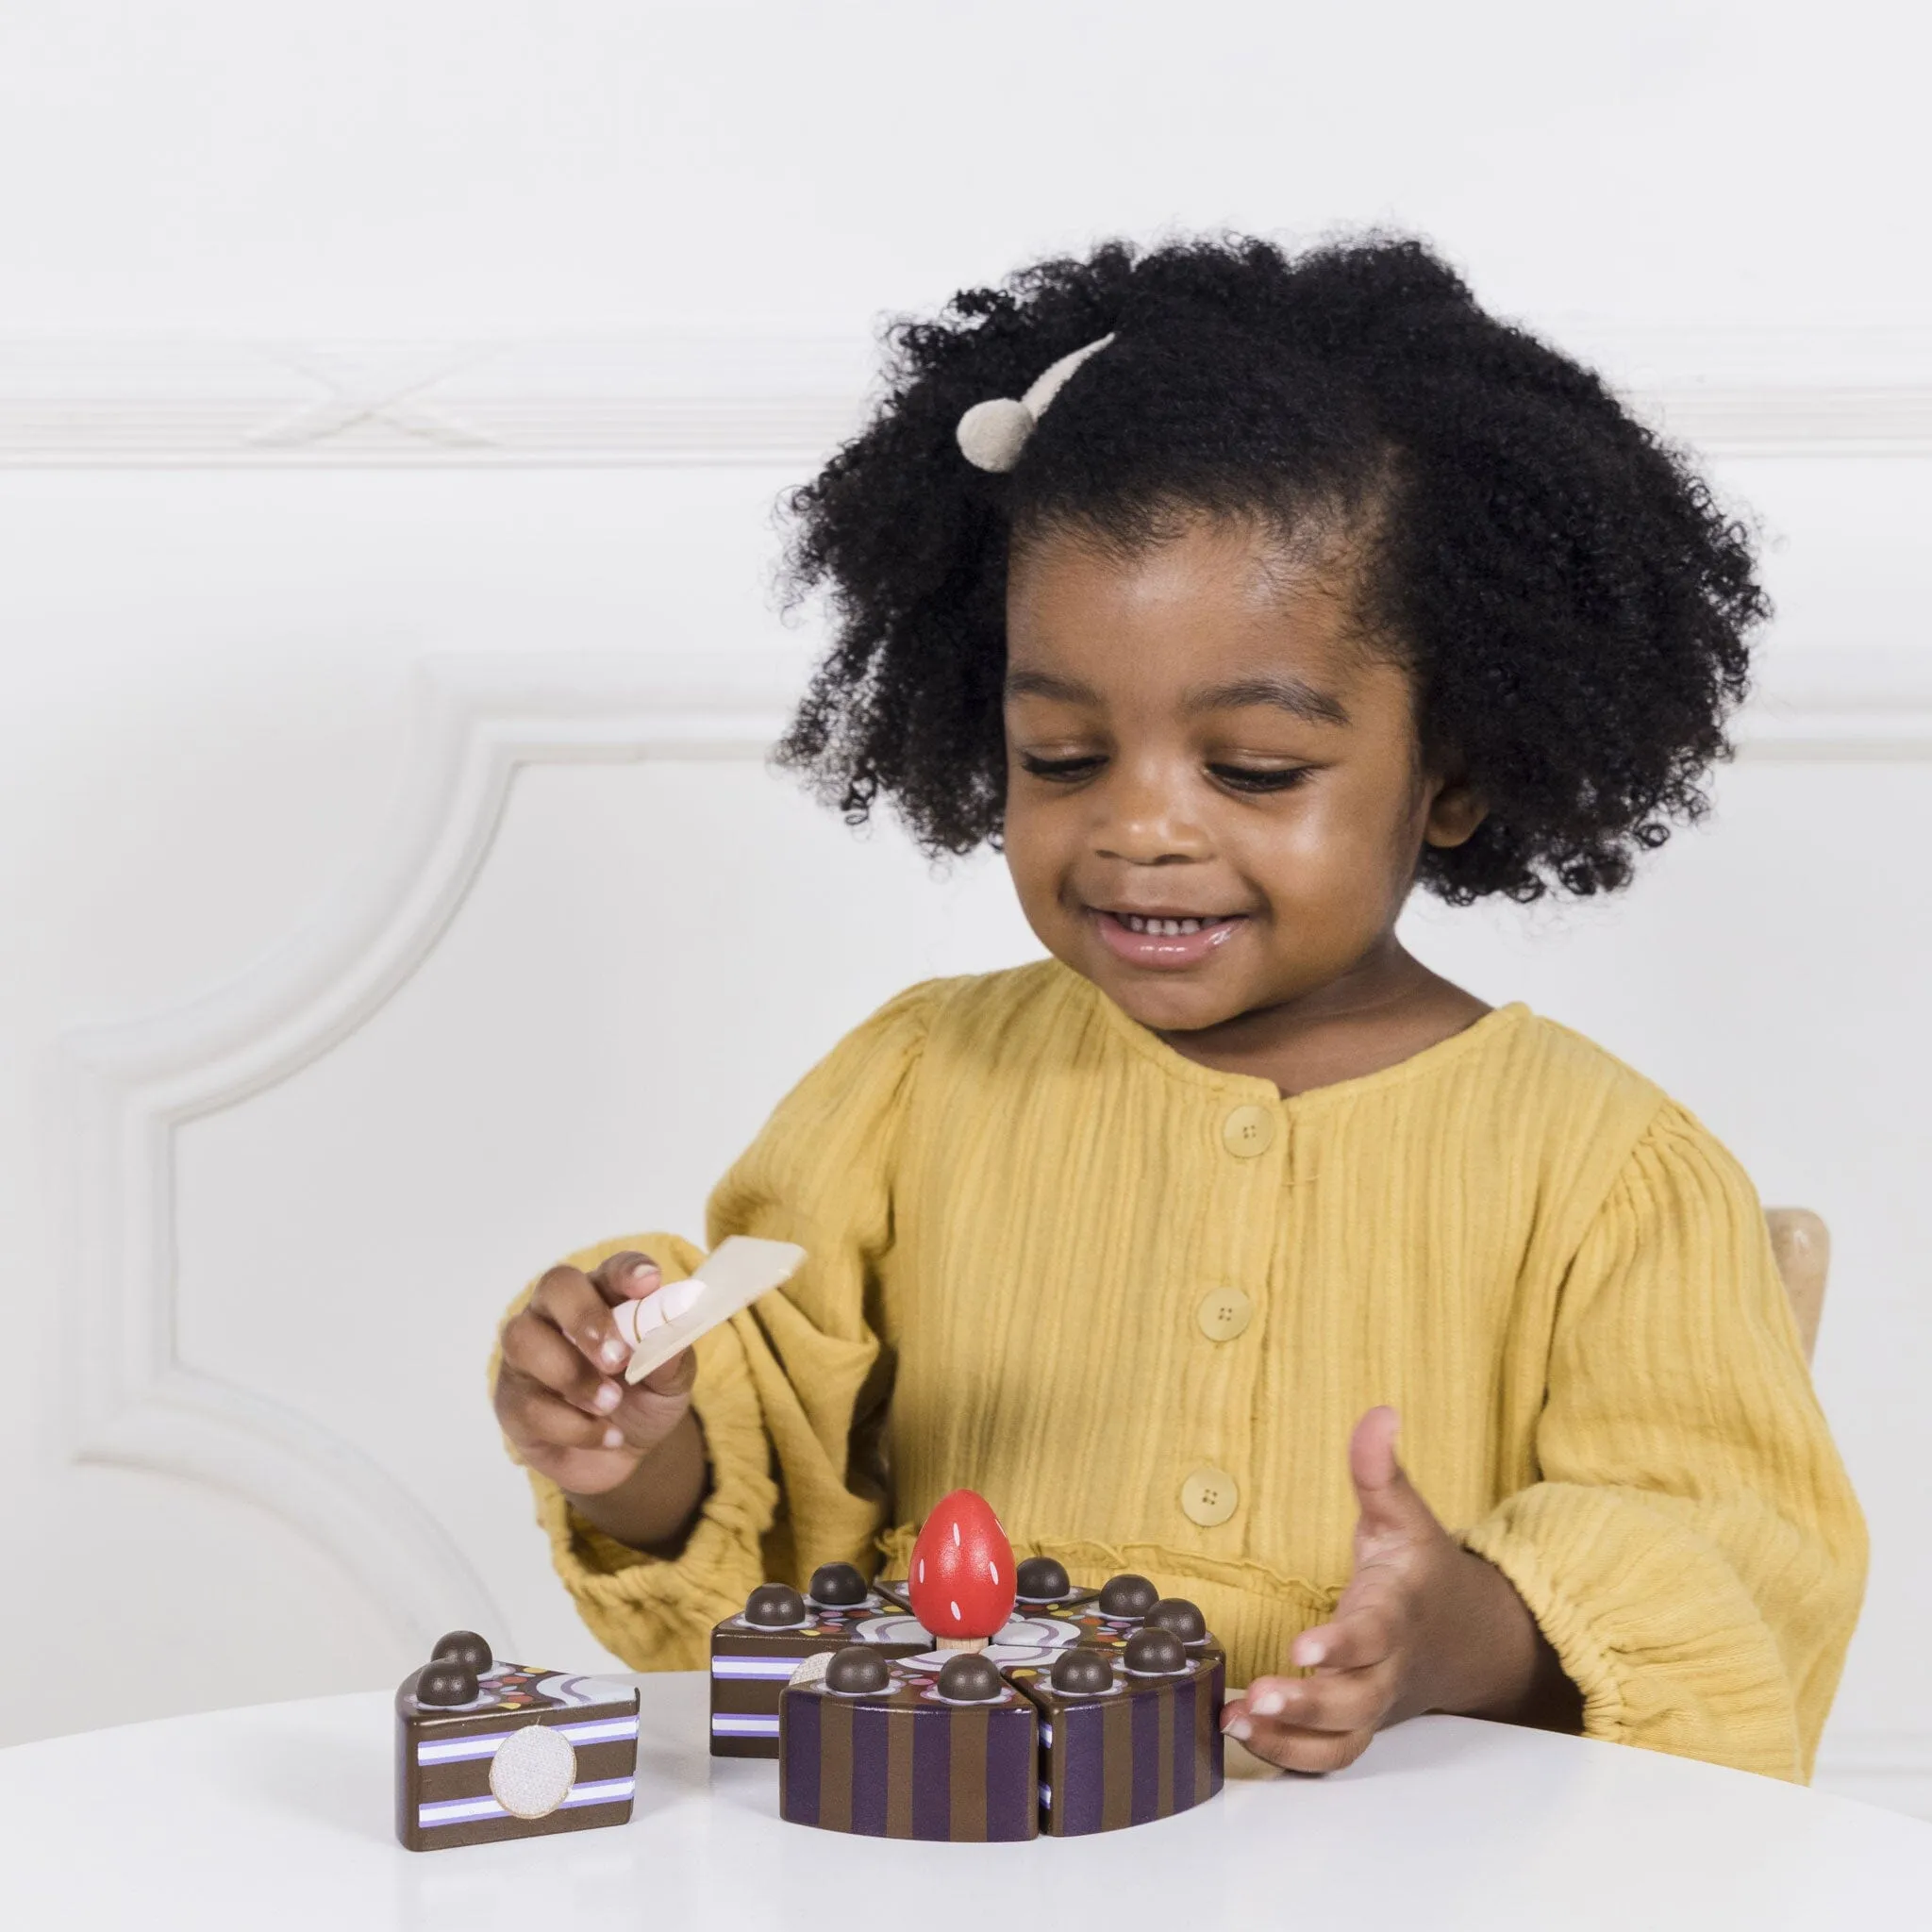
[956,333,1115,473]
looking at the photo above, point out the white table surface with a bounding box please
[5,1673,1928,1929]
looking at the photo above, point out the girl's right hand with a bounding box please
[493,1251,698,1497]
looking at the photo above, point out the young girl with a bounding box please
[492,235,1864,1781]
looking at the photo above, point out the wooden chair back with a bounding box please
[1766,1208,1829,1362]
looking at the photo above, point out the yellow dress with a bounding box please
[506,960,1866,1782]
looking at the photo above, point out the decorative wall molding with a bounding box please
[61,653,804,1657]
[58,648,1932,1665]
[1740,712,1932,762]
[3,327,1931,466]
[0,337,871,467]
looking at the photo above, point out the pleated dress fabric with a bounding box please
[507,960,1866,1783]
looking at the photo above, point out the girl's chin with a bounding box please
[1089,965,1250,1035]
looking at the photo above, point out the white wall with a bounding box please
[3,0,1930,1818]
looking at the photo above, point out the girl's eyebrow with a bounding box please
[1004,668,1097,705]
[1005,667,1351,725]
[1184,675,1352,726]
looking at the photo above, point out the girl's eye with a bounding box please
[1019,752,1107,782]
[1209,763,1313,794]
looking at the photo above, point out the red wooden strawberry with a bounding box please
[908,1490,1017,1649]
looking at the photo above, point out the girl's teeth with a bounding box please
[1122,914,1208,935]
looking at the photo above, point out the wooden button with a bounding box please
[1196,1286,1254,1342]
[1221,1105,1274,1158]
[1179,1467,1239,1527]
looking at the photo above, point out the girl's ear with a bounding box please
[1423,779,1487,850]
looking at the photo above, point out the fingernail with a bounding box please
[628,1260,660,1290]
[602,1426,625,1449]
[600,1337,628,1369]
[1224,1716,1252,1741]
[1249,1687,1287,1718]
[592,1382,621,1413]
[1295,1640,1326,1668]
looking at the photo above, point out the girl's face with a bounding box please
[1001,514,1482,1038]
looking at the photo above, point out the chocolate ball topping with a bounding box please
[1124,1627,1188,1676]
[1145,1598,1208,1645]
[1050,1649,1114,1695]
[744,1583,808,1627]
[416,1659,478,1707]
[1015,1556,1072,1602]
[808,1561,867,1607]
[936,1653,1004,1703]
[824,1646,892,1694]
[1097,1574,1159,1620]
[431,1629,492,1675]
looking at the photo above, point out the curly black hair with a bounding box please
[776,234,1765,902]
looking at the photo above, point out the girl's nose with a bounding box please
[1091,762,1210,865]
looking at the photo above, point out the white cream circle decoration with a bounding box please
[489,1724,578,1819]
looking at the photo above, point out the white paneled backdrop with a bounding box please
[3,0,1930,1824]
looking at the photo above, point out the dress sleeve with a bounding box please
[1461,1103,1867,1782]
[505,979,943,1671]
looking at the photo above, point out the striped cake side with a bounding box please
[1029,1648,1224,1836]
[779,1673,1038,1841]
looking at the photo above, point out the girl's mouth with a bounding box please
[1091,908,1247,970]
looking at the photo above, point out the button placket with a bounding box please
[1176,1093,1281,1537]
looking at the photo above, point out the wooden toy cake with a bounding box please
[393,1630,641,1851]
[758,1492,1226,1841]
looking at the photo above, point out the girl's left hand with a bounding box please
[1223,1406,1565,1774]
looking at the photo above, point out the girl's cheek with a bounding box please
[1238,827,1403,952]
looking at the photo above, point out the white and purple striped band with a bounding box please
[416,1715,640,1766]
[417,1776,636,1829]
[710,1712,780,1737]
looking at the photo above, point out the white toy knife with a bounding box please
[611,1235,807,1384]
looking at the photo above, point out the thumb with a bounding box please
[1348,1406,1441,1545]
[638,1344,697,1401]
